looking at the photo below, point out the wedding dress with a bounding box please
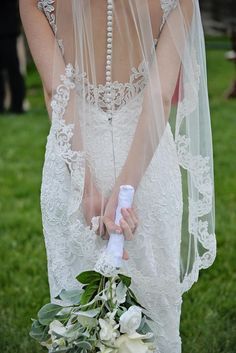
[37,1,216,352]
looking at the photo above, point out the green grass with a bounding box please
[0,44,236,352]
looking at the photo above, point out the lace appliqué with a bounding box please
[38,0,57,33]
[41,64,104,297]
[50,65,87,219]
[71,61,149,114]
[37,0,65,54]
[175,50,216,293]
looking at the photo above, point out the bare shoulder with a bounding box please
[19,0,37,7]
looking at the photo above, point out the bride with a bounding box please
[20,1,216,352]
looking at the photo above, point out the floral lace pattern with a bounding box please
[37,0,65,54]
[37,0,56,33]
[41,62,183,352]
[175,49,216,293]
[63,61,149,114]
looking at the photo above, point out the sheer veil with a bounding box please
[40,0,216,296]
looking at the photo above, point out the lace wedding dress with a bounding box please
[37,1,216,352]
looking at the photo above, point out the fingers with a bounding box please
[101,215,122,237]
[121,207,138,233]
[97,208,138,242]
[97,216,131,262]
[127,207,139,227]
[121,208,134,231]
[122,249,129,260]
[95,217,107,238]
[119,218,134,241]
[120,208,138,240]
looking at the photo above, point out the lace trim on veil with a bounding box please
[175,49,216,293]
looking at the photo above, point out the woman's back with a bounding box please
[38,0,173,85]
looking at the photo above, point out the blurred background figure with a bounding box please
[200,0,236,99]
[0,0,26,114]
[224,0,236,98]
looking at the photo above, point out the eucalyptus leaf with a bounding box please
[117,306,127,318]
[76,308,100,318]
[75,340,92,351]
[63,324,81,340]
[59,289,84,305]
[56,307,72,322]
[29,319,50,342]
[77,316,97,329]
[76,308,101,328]
[50,348,70,353]
[38,303,62,325]
[76,271,101,285]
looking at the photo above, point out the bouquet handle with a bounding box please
[106,185,135,268]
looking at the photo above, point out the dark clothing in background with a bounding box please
[0,0,25,113]
[199,0,236,29]
[0,0,21,38]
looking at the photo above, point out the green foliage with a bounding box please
[0,43,235,352]
[76,271,102,285]
[29,320,50,343]
[58,289,84,305]
[117,274,131,288]
[38,304,63,325]
[80,283,100,306]
[28,270,152,352]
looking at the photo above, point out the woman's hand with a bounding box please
[82,182,106,229]
[102,193,138,260]
[82,174,138,260]
[102,188,138,239]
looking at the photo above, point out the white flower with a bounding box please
[115,334,150,353]
[99,318,119,342]
[119,306,142,335]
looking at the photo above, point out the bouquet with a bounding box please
[30,185,156,353]
[30,270,155,353]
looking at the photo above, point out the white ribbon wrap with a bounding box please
[107,185,135,268]
[94,185,135,275]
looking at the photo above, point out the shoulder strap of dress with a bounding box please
[37,0,57,33]
[160,0,178,32]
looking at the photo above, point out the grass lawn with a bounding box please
[0,42,236,353]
